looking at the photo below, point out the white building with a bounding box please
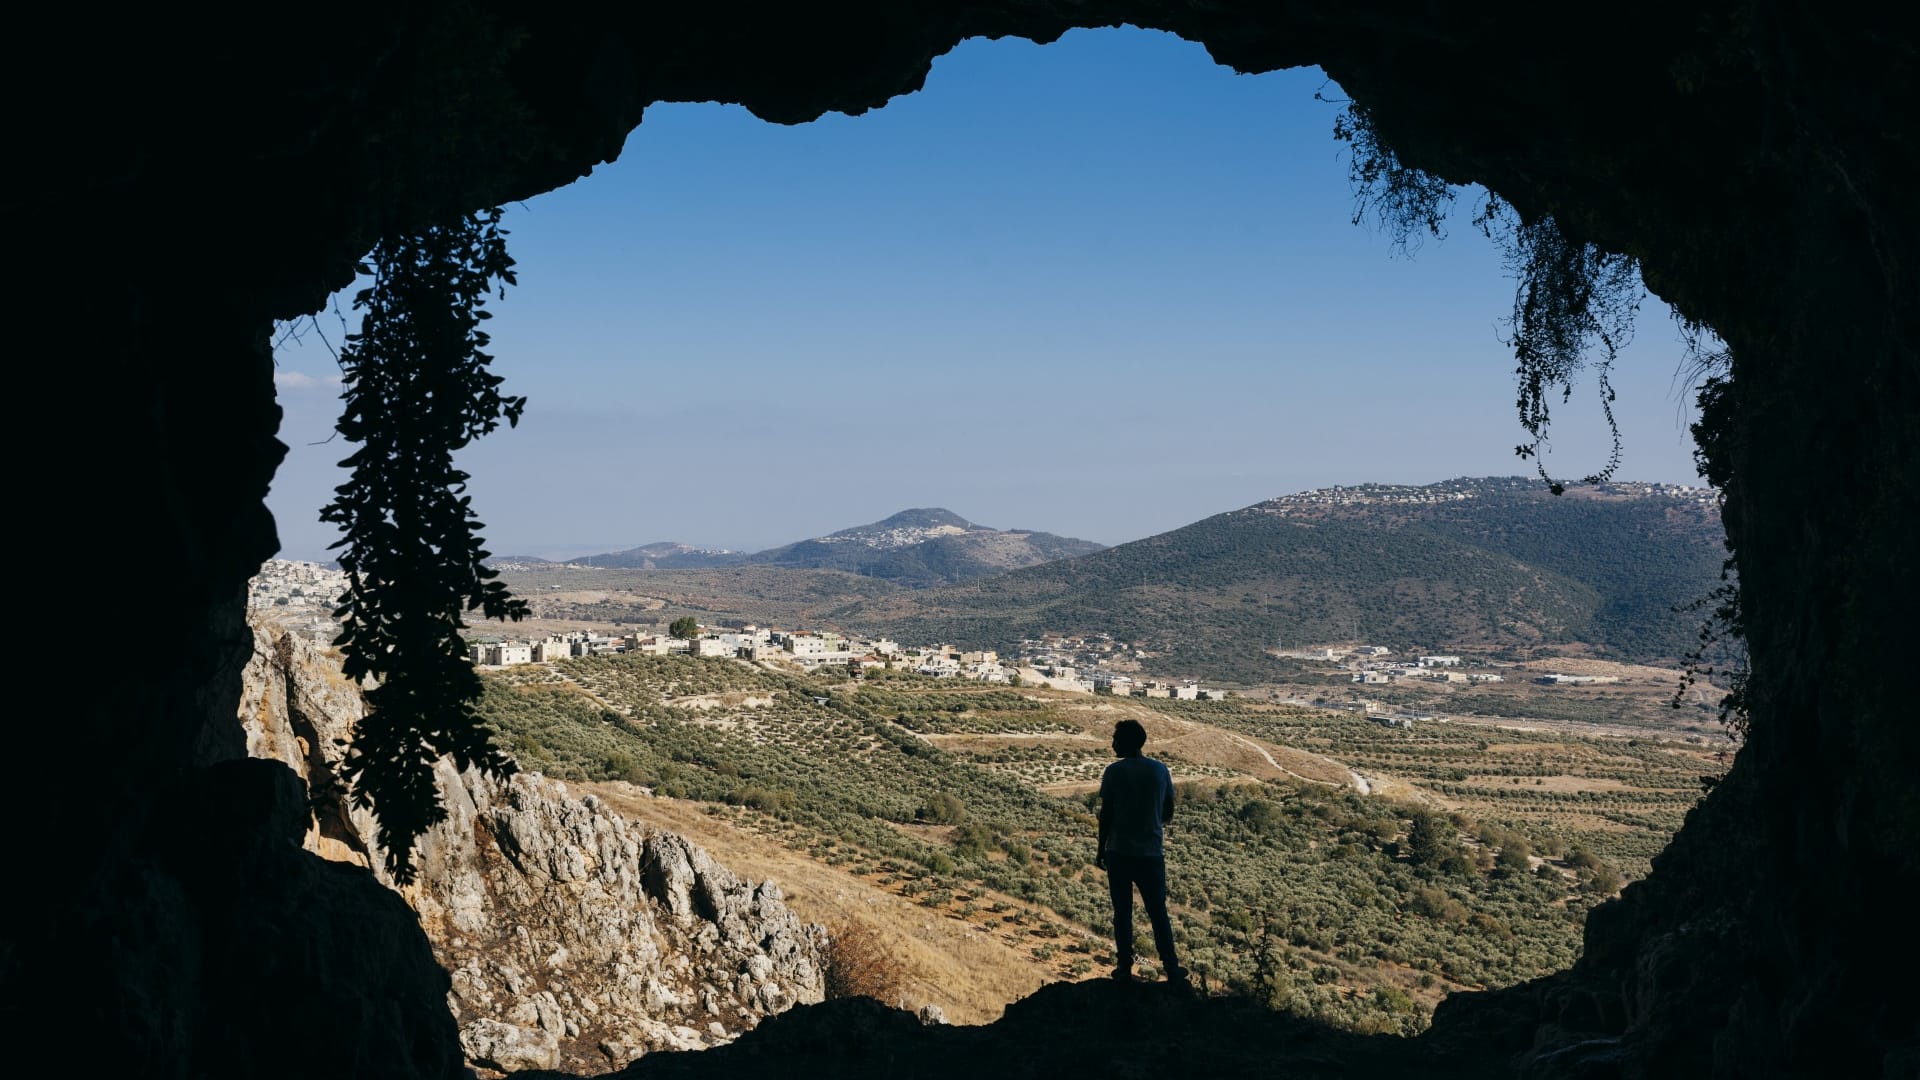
[473,642,533,666]
[694,636,735,658]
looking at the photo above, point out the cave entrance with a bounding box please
[269,26,1729,1037]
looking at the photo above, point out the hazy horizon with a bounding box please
[266,28,1709,563]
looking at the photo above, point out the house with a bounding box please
[626,634,674,656]
[479,642,532,666]
[1418,655,1462,667]
[786,633,846,659]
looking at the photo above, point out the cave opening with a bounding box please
[10,6,1913,1077]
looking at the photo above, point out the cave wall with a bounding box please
[5,3,1912,1075]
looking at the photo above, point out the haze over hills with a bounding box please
[830,478,1727,684]
[551,509,1106,587]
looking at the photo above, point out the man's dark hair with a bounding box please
[1113,719,1147,756]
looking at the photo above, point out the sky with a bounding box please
[267,28,1709,562]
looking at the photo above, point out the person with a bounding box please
[1096,719,1187,987]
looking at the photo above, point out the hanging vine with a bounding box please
[322,206,527,882]
[1672,360,1750,740]
[1476,198,1640,493]
[1334,104,1641,494]
[1334,102,1747,734]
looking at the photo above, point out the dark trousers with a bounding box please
[1106,853,1180,975]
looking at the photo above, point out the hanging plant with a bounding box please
[1334,103,1641,494]
[322,206,527,882]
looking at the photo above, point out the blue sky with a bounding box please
[268,28,1708,561]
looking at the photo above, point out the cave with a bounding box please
[8,4,1914,1077]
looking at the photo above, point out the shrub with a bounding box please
[919,791,966,824]
[822,920,909,1005]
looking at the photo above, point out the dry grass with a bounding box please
[582,784,1060,1023]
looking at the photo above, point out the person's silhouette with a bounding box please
[1096,719,1187,988]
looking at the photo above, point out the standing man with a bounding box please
[1096,719,1187,987]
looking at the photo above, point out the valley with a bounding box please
[259,476,1737,1050]
[477,653,1720,1036]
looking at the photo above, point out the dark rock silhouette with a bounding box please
[522,979,1489,1080]
[8,4,1914,1076]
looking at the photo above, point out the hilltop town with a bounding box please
[246,559,348,643]
[1249,478,1720,518]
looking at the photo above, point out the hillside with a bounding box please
[570,509,1105,587]
[477,656,1693,1039]
[834,478,1726,683]
[571,541,745,570]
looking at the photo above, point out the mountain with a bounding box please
[833,478,1727,683]
[570,510,1105,587]
[568,541,746,570]
[742,508,1104,586]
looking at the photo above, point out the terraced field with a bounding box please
[477,655,1709,1036]
[1153,698,1718,878]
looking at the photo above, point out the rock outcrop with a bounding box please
[239,620,826,1073]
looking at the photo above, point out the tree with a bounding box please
[668,616,699,640]
[1406,811,1455,871]
[323,207,526,883]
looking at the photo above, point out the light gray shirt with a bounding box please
[1100,755,1175,857]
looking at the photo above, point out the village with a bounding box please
[465,623,1238,702]
[249,561,1619,717]
[245,559,350,643]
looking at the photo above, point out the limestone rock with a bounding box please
[460,1018,560,1072]
[241,619,828,1074]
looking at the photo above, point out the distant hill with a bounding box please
[832,478,1727,683]
[568,542,745,570]
[567,509,1105,587]
[488,554,553,567]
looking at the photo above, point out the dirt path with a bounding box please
[1032,697,1357,789]
[581,784,1068,1024]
